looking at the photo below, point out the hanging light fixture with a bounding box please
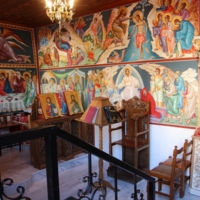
[45,0,74,26]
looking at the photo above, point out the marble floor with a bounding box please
[0,145,200,200]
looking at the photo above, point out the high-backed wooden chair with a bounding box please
[147,145,185,200]
[160,139,193,195]
[107,96,150,182]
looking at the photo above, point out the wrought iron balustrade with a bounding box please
[0,126,155,200]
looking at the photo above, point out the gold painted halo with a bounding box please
[156,11,164,21]
[98,71,105,78]
[178,0,189,9]
[74,74,80,81]
[23,71,31,79]
[163,13,172,22]
[67,75,73,83]
[158,0,164,6]
[78,17,84,23]
[123,65,132,75]
[132,10,144,23]
[48,78,55,83]
[117,6,127,16]
[60,78,66,86]
[0,70,8,78]
[93,76,99,82]
[168,0,175,6]
[172,16,182,26]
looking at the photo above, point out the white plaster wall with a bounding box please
[94,124,195,169]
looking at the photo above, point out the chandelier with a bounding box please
[45,0,74,25]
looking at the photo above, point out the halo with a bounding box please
[156,11,164,21]
[60,78,66,85]
[23,71,31,79]
[78,17,84,23]
[172,16,182,26]
[132,10,144,23]
[67,75,72,83]
[178,0,189,9]
[163,13,172,22]
[74,74,80,81]
[98,71,105,78]
[48,78,55,83]
[117,6,127,16]
[123,65,132,75]
[94,76,99,82]
[0,70,8,78]
[158,0,164,6]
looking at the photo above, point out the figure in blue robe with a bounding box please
[174,71,185,109]
[174,19,194,51]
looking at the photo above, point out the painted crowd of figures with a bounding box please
[40,62,198,126]
[0,71,36,109]
[37,0,199,68]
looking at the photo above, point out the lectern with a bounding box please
[79,97,118,189]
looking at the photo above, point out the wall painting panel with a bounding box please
[0,23,37,68]
[36,0,199,69]
[39,60,198,128]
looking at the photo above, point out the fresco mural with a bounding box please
[0,23,37,68]
[37,0,199,69]
[0,68,37,113]
[39,60,198,127]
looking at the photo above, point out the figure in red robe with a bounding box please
[140,87,161,118]
[88,48,95,62]
[0,80,7,96]
[13,73,25,93]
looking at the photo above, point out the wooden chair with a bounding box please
[147,145,185,200]
[160,139,193,196]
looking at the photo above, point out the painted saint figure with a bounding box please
[46,79,56,93]
[117,67,139,101]
[75,46,85,65]
[174,71,185,111]
[43,47,53,67]
[182,80,196,124]
[70,94,82,114]
[86,75,94,105]
[74,74,82,101]
[140,87,161,118]
[46,97,58,117]
[23,74,36,108]
[13,72,25,93]
[163,78,181,122]
[94,78,101,97]
[152,12,164,51]
[74,17,86,39]
[164,13,175,58]
[0,75,7,96]
[173,17,195,57]
[151,68,164,107]
[112,7,130,46]
[129,11,146,59]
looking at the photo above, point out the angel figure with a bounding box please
[103,7,131,49]
[74,17,86,39]
[0,28,31,63]
[111,7,131,47]
[102,65,119,99]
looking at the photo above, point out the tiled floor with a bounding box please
[0,145,200,200]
